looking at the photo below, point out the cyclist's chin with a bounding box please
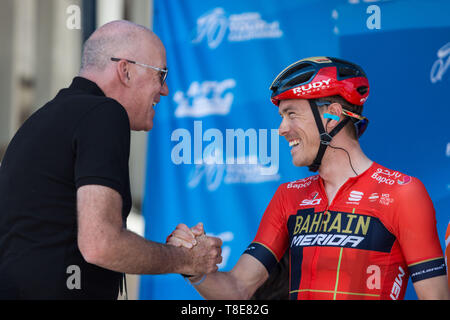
[292,154,309,168]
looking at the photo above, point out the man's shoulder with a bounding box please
[79,97,128,123]
[364,162,428,199]
[279,175,321,193]
[57,93,129,135]
[56,89,125,117]
[366,162,418,187]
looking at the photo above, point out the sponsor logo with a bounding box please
[291,233,364,248]
[410,261,446,282]
[371,168,402,185]
[291,211,372,238]
[397,175,411,185]
[430,42,450,84]
[300,192,322,206]
[286,175,319,189]
[292,79,332,96]
[348,190,364,201]
[347,190,363,204]
[192,7,283,49]
[379,193,394,206]
[174,79,236,118]
[288,210,396,252]
[368,193,379,202]
[390,266,406,300]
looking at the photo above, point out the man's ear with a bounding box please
[323,102,343,129]
[115,59,131,87]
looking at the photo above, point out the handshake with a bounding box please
[166,222,223,278]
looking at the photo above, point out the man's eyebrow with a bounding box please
[278,105,296,115]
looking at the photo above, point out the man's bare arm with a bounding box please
[188,254,269,300]
[413,275,450,300]
[77,185,222,275]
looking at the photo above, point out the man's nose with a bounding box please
[160,81,169,96]
[278,118,289,137]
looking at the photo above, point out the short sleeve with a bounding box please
[394,178,446,282]
[243,184,289,274]
[73,101,131,198]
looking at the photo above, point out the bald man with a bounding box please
[0,20,222,300]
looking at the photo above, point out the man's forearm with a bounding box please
[188,271,252,300]
[77,185,221,276]
[414,275,450,300]
[89,227,192,275]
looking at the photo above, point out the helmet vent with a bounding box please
[285,71,315,88]
[356,86,368,95]
[338,66,361,78]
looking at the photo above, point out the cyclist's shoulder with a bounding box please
[365,162,427,196]
[279,174,321,193]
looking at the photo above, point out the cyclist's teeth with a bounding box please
[289,139,300,147]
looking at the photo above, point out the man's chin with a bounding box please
[131,122,153,132]
[291,158,303,167]
[291,156,310,168]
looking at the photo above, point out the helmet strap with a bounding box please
[308,100,350,172]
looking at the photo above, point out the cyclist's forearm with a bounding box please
[189,271,252,300]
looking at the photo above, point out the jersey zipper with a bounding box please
[308,177,349,298]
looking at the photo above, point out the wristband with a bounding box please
[190,274,207,286]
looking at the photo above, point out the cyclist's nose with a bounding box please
[278,118,289,137]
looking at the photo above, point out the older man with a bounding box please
[0,20,222,300]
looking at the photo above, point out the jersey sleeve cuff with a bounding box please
[243,242,279,275]
[408,257,446,283]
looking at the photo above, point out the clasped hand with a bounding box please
[167,222,223,277]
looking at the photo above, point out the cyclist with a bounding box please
[168,57,449,300]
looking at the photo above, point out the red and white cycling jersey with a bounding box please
[244,162,446,300]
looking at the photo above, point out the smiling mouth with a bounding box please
[289,139,301,147]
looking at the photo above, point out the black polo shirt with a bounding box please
[0,77,132,299]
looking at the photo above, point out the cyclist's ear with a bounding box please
[323,102,342,128]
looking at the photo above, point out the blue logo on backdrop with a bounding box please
[191,7,283,49]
